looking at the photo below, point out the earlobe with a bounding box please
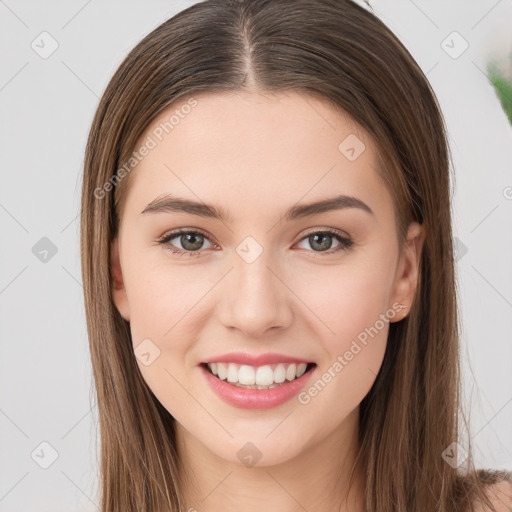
[389,222,425,321]
[110,236,131,322]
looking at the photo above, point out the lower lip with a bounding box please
[199,364,316,409]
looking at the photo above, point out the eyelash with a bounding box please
[156,228,353,258]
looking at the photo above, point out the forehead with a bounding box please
[121,90,393,224]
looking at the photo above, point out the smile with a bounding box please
[200,361,317,409]
[203,362,315,389]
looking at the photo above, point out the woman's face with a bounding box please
[111,90,424,467]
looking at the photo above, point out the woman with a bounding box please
[80,0,512,510]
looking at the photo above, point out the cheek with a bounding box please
[124,259,208,418]
[296,265,391,413]
[295,256,394,347]
[126,255,207,339]
[292,255,395,411]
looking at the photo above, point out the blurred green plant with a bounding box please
[487,55,512,126]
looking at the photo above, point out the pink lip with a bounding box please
[201,352,313,366]
[199,363,317,410]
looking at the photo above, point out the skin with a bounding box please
[476,480,512,512]
[110,90,425,512]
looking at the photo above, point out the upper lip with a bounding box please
[201,352,314,366]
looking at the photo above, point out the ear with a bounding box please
[110,236,130,322]
[388,222,425,322]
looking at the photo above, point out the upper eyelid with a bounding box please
[163,228,217,245]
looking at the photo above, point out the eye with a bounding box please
[157,228,353,257]
[296,228,353,255]
[157,229,216,257]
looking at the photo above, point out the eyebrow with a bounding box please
[140,193,374,222]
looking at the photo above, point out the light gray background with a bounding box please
[1,1,511,510]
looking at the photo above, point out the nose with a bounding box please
[217,250,293,338]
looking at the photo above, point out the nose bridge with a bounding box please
[218,238,292,335]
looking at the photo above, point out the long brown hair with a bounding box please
[80,0,506,510]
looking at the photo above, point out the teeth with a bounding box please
[297,363,307,378]
[274,364,286,383]
[227,364,239,383]
[256,365,274,386]
[206,361,310,385]
[216,362,228,380]
[286,363,297,381]
[239,365,255,385]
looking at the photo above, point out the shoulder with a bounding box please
[473,470,512,512]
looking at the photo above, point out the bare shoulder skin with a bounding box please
[475,477,512,512]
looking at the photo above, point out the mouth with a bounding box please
[200,361,317,390]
